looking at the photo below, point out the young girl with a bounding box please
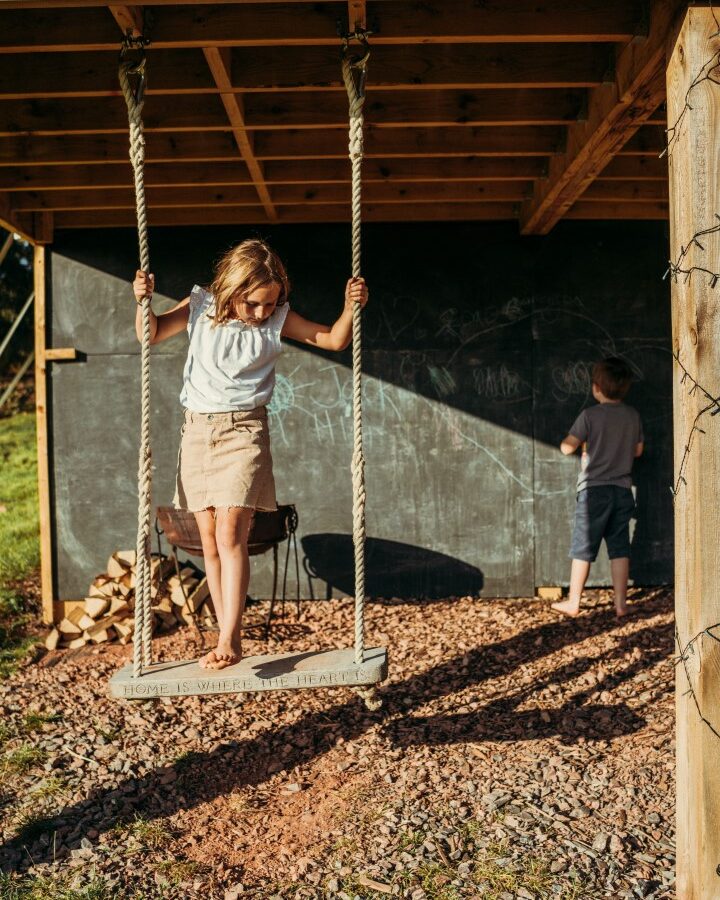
[132,239,368,670]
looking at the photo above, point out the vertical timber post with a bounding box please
[667,8,720,898]
[33,244,53,625]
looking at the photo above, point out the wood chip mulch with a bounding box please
[0,588,674,899]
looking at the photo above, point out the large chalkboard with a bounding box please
[47,221,673,601]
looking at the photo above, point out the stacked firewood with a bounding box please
[45,551,215,650]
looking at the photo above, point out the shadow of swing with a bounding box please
[301,533,484,600]
[0,593,673,867]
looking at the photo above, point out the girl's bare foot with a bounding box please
[206,640,242,670]
[198,649,220,669]
[551,598,581,618]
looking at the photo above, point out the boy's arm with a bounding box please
[635,441,644,458]
[560,434,582,455]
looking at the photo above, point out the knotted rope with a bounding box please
[119,43,153,678]
[341,37,369,669]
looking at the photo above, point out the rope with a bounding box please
[342,37,369,669]
[119,46,153,678]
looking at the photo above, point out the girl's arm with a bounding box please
[133,271,191,345]
[281,277,368,351]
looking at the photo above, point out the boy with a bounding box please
[552,357,644,618]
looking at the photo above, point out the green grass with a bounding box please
[114,814,174,850]
[0,873,111,900]
[0,412,40,677]
[0,412,39,584]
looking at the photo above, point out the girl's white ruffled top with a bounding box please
[179,285,290,413]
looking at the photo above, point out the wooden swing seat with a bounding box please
[109,646,387,699]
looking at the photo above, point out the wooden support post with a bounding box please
[348,1,366,33]
[667,8,720,898]
[33,245,53,624]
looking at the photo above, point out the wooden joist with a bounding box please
[0,1,641,51]
[19,196,670,231]
[0,44,612,100]
[0,89,589,130]
[0,158,548,192]
[0,127,565,167]
[520,0,682,234]
[564,200,667,220]
[10,181,535,211]
[202,46,275,219]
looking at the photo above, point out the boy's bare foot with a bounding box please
[205,640,242,670]
[615,605,630,618]
[551,598,581,617]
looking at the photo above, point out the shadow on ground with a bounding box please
[0,590,672,866]
[302,533,484,600]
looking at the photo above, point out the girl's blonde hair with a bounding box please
[209,239,290,326]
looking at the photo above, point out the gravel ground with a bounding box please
[0,587,674,899]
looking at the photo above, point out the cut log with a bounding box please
[65,636,87,649]
[67,606,86,627]
[537,586,563,601]
[114,621,134,641]
[75,613,96,631]
[106,553,130,578]
[109,598,131,617]
[84,596,110,619]
[152,597,174,614]
[58,617,82,636]
[177,604,195,626]
[186,577,210,613]
[89,628,113,644]
[122,571,135,589]
[44,628,60,650]
[115,549,136,568]
[171,579,198,606]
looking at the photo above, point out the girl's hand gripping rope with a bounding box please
[133,270,154,304]
[345,276,368,313]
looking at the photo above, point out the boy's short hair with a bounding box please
[592,357,633,400]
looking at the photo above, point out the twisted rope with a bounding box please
[342,41,368,669]
[119,52,153,677]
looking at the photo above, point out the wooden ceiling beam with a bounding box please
[202,46,276,219]
[0,158,547,192]
[347,1,366,34]
[580,180,668,202]
[108,5,143,39]
[0,191,35,241]
[0,127,564,167]
[0,1,642,48]
[599,155,667,180]
[519,0,680,234]
[49,202,521,229]
[10,181,533,212]
[564,200,667,220]
[617,124,665,155]
[0,89,586,129]
[0,44,611,99]
[253,126,565,159]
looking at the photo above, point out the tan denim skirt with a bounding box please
[173,407,277,513]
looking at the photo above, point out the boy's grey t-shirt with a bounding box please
[569,402,643,492]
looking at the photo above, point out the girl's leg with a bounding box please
[206,505,254,670]
[552,559,591,617]
[610,557,630,617]
[193,507,226,667]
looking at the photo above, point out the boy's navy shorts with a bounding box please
[569,485,635,562]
